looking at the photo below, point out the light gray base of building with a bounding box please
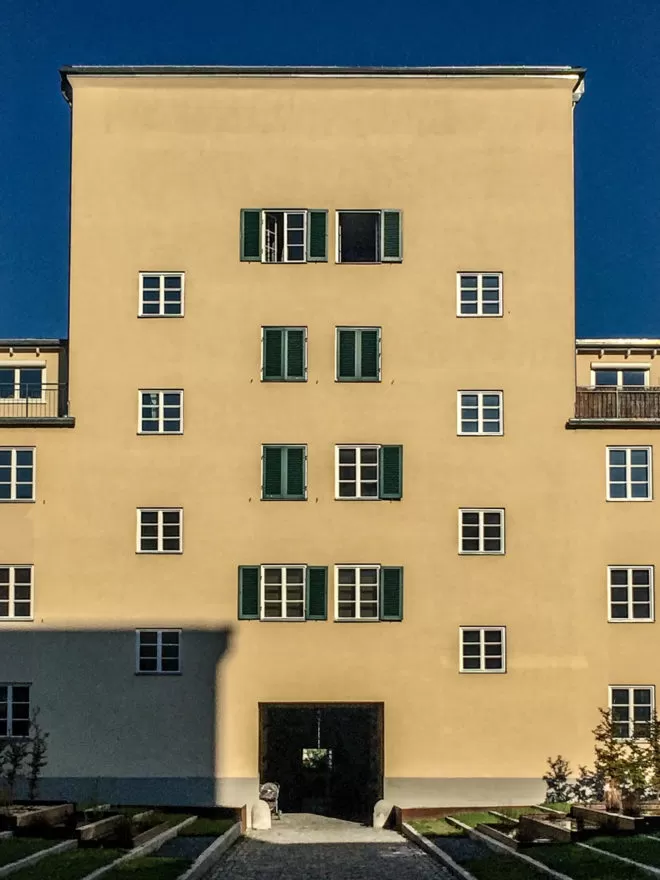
[384,777,546,807]
[30,777,258,808]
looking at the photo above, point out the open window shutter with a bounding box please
[263,447,283,498]
[285,329,305,380]
[240,210,262,261]
[263,329,283,380]
[380,567,403,620]
[360,330,380,380]
[238,566,260,619]
[381,210,402,262]
[379,445,403,499]
[285,447,305,499]
[306,567,328,620]
[307,211,328,261]
[337,330,357,380]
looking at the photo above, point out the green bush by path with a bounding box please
[179,817,234,837]
[0,839,57,867]
[533,842,651,879]
[409,817,464,837]
[98,855,191,880]
[9,848,122,880]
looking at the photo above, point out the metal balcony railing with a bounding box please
[0,384,69,419]
[575,386,660,421]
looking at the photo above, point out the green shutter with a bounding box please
[238,566,260,619]
[263,328,284,381]
[285,329,305,380]
[337,329,357,380]
[381,210,402,262]
[360,329,380,380]
[263,447,283,498]
[306,567,328,620]
[240,210,262,261]
[379,445,403,499]
[307,211,328,261]
[285,447,306,499]
[380,567,403,620]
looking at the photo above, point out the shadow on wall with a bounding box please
[0,627,231,806]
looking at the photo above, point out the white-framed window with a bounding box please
[0,448,35,502]
[609,686,654,739]
[136,630,181,674]
[592,367,649,387]
[336,565,380,620]
[459,509,505,554]
[264,211,307,263]
[457,272,503,317]
[608,566,654,622]
[607,447,652,500]
[139,273,184,317]
[457,391,503,435]
[137,509,183,553]
[0,684,30,736]
[138,390,183,434]
[337,446,378,499]
[0,566,33,619]
[261,565,306,620]
[460,627,506,673]
[0,365,44,401]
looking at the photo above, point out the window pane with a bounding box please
[610,569,628,586]
[338,569,356,585]
[623,371,646,386]
[595,371,617,386]
[632,569,650,585]
[610,688,629,705]
[360,448,378,464]
[338,448,356,464]
[16,451,33,466]
[609,450,626,465]
[630,450,648,466]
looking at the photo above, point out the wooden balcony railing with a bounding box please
[575,386,660,421]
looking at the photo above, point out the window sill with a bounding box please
[608,618,654,624]
[334,618,382,623]
[456,314,503,319]
[137,432,184,436]
[258,618,308,623]
[261,497,307,502]
[458,551,505,556]
[135,671,182,676]
[459,669,506,674]
[335,378,381,384]
[261,378,308,383]
[605,498,653,503]
[136,550,184,555]
[336,261,402,266]
[137,314,184,319]
[457,432,504,437]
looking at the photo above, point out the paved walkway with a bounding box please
[206,813,452,879]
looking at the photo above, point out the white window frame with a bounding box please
[458,508,505,555]
[0,684,31,737]
[334,564,381,621]
[460,626,506,673]
[0,448,35,503]
[590,365,650,387]
[0,363,46,402]
[335,445,380,500]
[260,565,307,620]
[136,508,183,554]
[0,565,33,620]
[457,391,503,436]
[137,390,184,435]
[138,272,185,318]
[607,566,654,623]
[262,210,308,264]
[456,272,503,317]
[609,685,655,739]
[606,446,652,501]
[136,629,181,674]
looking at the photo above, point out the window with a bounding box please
[136,630,181,674]
[458,392,503,435]
[593,368,648,387]
[0,449,35,501]
[139,273,184,317]
[0,366,43,400]
[335,565,403,621]
[336,328,381,381]
[262,328,306,382]
[139,390,183,434]
[459,509,505,554]
[240,210,328,262]
[0,567,33,619]
[608,567,654,622]
[137,509,183,553]
[337,211,402,263]
[607,447,652,500]
[238,566,328,621]
[460,627,506,672]
[609,686,654,738]
[335,445,402,500]
[0,685,30,736]
[262,446,306,500]
[457,273,502,317]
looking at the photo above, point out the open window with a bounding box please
[337,210,402,263]
[240,210,328,262]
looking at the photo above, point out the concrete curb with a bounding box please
[577,841,660,877]
[0,839,76,877]
[81,815,197,880]
[177,821,242,880]
[400,822,477,880]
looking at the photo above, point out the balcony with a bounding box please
[568,386,660,428]
[0,384,74,427]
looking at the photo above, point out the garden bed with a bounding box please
[0,838,57,867]
[6,847,122,880]
[0,803,74,832]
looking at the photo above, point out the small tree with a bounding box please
[27,710,48,802]
[572,765,605,804]
[543,755,573,803]
[2,739,28,802]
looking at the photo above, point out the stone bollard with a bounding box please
[251,799,272,830]
[373,799,393,829]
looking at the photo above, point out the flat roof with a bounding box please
[577,338,660,349]
[0,339,66,348]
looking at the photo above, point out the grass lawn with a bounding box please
[179,817,234,837]
[495,806,545,820]
[448,811,500,827]
[146,812,191,829]
[409,817,464,837]
[462,853,553,879]
[587,835,660,868]
[541,802,572,813]
[0,839,58,867]
[97,855,191,880]
[9,848,123,880]
[532,842,652,879]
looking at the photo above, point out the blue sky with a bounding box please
[1,0,659,339]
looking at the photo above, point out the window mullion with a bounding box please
[281,448,288,498]
[480,632,486,670]
[355,331,362,379]
[283,330,289,379]
[479,512,485,552]
[158,512,164,553]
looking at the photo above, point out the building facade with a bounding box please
[2,64,658,815]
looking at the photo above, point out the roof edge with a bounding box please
[0,339,67,348]
[577,338,660,350]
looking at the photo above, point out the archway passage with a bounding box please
[259,703,384,821]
